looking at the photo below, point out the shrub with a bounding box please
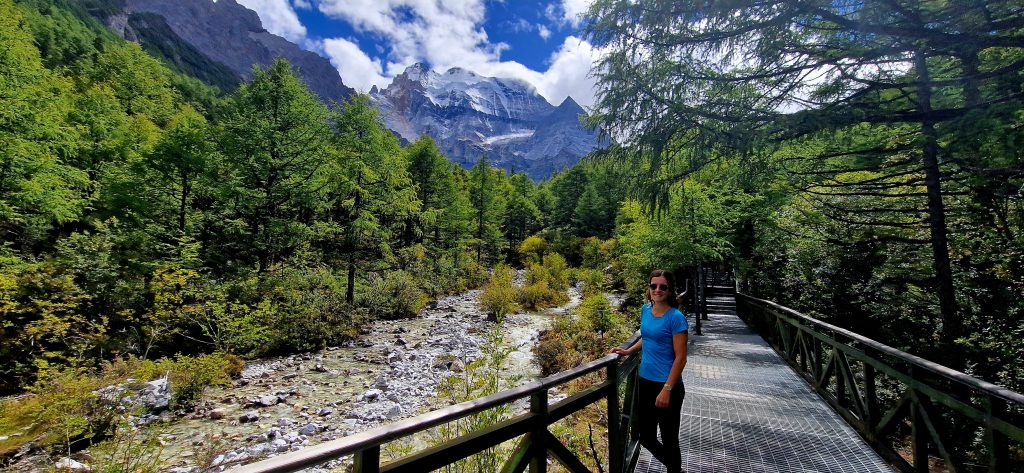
[518,279,559,310]
[580,237,605,269]
[89,423,164,473]
[518,235,547,265]
[159,353,240,411]
[0,352,243,456]
[518,253,571,310]
[479,264,519,321]
[577,294,617,333]
[261,265,359,352]
[576,268,607,297]
[362,270,428,319]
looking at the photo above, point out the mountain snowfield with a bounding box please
[372,63,603,179]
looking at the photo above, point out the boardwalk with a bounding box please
[635,288,895,473]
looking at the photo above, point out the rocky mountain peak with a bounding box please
[116,0,353,101]
[371,63,602,179]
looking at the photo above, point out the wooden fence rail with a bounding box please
[234,332,643,473]
[737,292,1024,473]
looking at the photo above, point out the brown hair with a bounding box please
[646,269,679,308]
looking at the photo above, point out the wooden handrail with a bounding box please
[739,293,1024,405]
[736,292,1024,472]
[234,332,643,473]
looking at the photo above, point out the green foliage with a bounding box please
[468,156,508,264]
[517,235,548,264]
[0,353,238,455]
[577,294,617,333]
[479,264,519,321]
[533,294,631,376]
[219,59,331,272]
[576,268,607,298]
[89,424,164,473]
[361,270,428,319]
[160,353,240,411]
[434,328,518,473]
[518,253,571,310]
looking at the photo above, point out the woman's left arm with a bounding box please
[655,331,688,408]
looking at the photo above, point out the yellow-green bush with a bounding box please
[362,270,429,319]
[518,235,547,265]
[479,264,519,321]
[518,252,571,310]
[576,268,606,297]
[577,294,619,333]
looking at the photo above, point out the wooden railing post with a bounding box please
[530,390,548,473]
[354,446,380,473]
[909,365,929,473]
[864,362,880,436]
[984,396,1009,473]
[607,363,622,473]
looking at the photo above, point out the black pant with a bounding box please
[636,377,685,473]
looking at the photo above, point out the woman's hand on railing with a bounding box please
[609,347,630,357]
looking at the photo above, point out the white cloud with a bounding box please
[560,0,591,26]
[292,0,312,10]
[236,0,307,43]
[319,38,391,91]
[538,24,551,40]
[315,1,604,106]
[534,36,601,107]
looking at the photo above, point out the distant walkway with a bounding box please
[635,288,895,473]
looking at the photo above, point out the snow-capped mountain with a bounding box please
[372,63,603,179]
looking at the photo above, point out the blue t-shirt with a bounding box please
[638,304,688,383]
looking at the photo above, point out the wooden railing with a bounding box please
[234,332,643,473]
[737,293,1024,472]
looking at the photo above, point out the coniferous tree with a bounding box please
[218,59,331,273]
[326,95,419,303]
[468,156,507,264]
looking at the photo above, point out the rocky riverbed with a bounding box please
[11,283,625,473]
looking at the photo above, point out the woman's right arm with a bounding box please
[610,339,642,356]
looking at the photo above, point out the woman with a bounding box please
[610,269,688,473]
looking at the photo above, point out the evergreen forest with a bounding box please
[0,0,1022,470]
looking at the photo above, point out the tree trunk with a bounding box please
[914,50,962,361]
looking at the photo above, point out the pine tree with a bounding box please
[218,59,331,273]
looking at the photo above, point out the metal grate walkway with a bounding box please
[634,289,895,473]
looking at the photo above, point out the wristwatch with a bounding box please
[663,383,673,391]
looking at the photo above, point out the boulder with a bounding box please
[362,389,382,401]
[239,411,260,423]
[208,408,226,420]
[55,458,90,471]
[257,395,278,407]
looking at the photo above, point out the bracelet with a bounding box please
[662,383,672,391]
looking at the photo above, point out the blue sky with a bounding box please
[234,0,601,106]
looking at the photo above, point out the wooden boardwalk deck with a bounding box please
[634,289,895,473]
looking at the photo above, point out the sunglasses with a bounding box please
[649,284,670,291]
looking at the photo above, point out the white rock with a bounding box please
[55,458,91,471]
